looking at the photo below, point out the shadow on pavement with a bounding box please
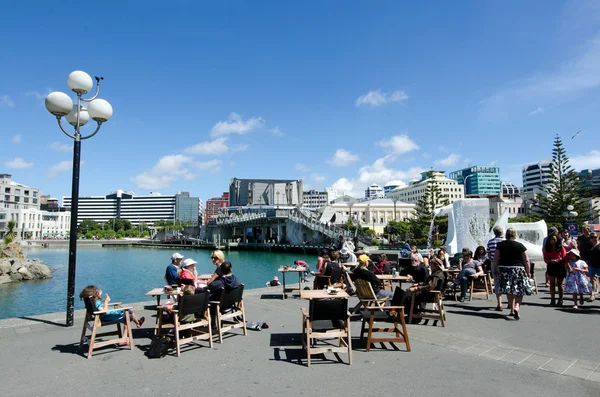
[446,309,510,320]
[18,316,66,327]
[260,294,284,300]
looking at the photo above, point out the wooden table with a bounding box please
[145,287,181,306]
[278,266,306,299]
[300,289,349,300]
[376,274,411,290]
[342,261,359,269]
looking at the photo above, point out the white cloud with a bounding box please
[271,127,284,136]
[358,156,425,185]
[5,157,33,169]
[49,141,71,152]
[327,149,359,167]
[529,107,544,115]
[378,134,420,154]
[571,150,600,170]
[329,178,358,197]
[184,137,229,155]
[0,95,15,108]
[131,154,218,190]
[355,89,408,107]
[211,112,265,137]
[296,163,309,172]
[47,160,72,177]
[25,89,53,101]
[312,173,326,182]
[232,144,248,152]
[435,153,462,167]
[11,135,21,144]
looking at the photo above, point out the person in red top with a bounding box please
[543,234,567,306]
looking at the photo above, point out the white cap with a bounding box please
[171,252,184,260]
[180,258,197,268]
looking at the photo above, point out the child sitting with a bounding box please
[266,276,281,287]
[79,285,145,328]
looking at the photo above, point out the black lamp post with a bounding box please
[45,71,113,326]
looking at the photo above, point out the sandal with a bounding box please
[495,305,503,311]
[136,317,146,328]
[513,310,520,320]
[572,305,578,310]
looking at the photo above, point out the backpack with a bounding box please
[146,335,172,359]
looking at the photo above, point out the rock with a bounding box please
[18,267,34,280]
[0,261,10,275]
[28,263,53,279]
[0,274,11,284]
[10,261,20,274]
[10,272,23,281]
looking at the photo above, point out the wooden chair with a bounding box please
[468,275,491,301]
[79,297,134,359]
[301,298,352,367]
[314,275,331,289]
[354,279,410,352]
[157,290,213,356]
[408,289,446,327]
[211,284,247,343]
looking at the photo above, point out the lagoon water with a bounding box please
[0,247,314,320]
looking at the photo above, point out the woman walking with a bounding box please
[493,228,532,320]
[543,233,567,306]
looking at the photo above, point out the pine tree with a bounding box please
[534,135,593,228]
[410,171,451,240]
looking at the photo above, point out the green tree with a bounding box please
[508,214,542,223]
[410,171,451,240]
[78,219,98,235]
[3,220,16,245]
[533,135,595,228]
[385,220,411,237]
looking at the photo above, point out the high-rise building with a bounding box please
[205,192,229,224]
[449,166,501,196]
[384,181,403,197]
[364,183,384,200]
[388,171,464,207]
[522,160,553,194]
[175,192,200,226]
[63,190,199,226]
[302,190,329,209]
[501,181,520,196]
[0,174,41,210]
[229,178,303,207]
[580,168,600,196]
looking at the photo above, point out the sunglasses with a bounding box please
[211,256,218,259]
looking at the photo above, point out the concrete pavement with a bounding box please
[0,282,598,397]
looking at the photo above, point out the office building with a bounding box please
[388,171,464,207]
[0,174,41,210]
[63,190,199,226]
[229,178,303,207]
[522,160,553,194]
[302,190,329,209]
[364,183,385,200]
[501,182,520,196]
[175,192,200,226]
[488,195,526,222]
[384,181,403,197]
[580,168,600,196]
[449,166,501,196]
[205,192,229,224]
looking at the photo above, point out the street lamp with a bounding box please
[45,70,112,327]
[463,174,474,196]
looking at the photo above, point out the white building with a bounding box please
[63,190,197,226]
[364,183,385,200]
[325,198,415,234]
[1,174,41,210]
[384,180,403,197]
[325,187,339,203]
[302,190,329,210]
[0,206,71,240]
[488,195,527,222]
[388,171,464,207]
[522,160,552,194]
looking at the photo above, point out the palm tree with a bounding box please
[3,220,16,246]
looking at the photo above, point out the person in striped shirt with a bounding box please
[487,226,505,311]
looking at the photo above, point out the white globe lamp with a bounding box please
[65,105,89,127]
[87,98,113,122]
[67,70,93,95]
[45,92,73,117]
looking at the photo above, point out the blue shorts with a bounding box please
[588,266,600,278]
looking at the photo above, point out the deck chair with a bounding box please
[157,290,213,356]
[79,297,134,359]
[408,283,447,327]
[301,298,352,367]
[354,279,410,352]
[211,284,247,343]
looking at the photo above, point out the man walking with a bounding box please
[487,226,504,311]
[586,232,600,301]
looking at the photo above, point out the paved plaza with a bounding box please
[0,279,599,397]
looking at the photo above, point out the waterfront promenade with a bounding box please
[0,284,598,397]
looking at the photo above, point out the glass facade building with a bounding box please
[449,166,501,196]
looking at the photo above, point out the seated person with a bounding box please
[165,252,183,285]
[408,257,447,311]
[352,254,393,300]
[179,285,197,323]
[454,249,484,302]
[79,285,145,329]
[340,247,357,264]
[318,250,343,286]
[178,258,198,286]
[373,253,388,274]
[266,276,281,287]
[400,261,430,284]
[208,261,241,301]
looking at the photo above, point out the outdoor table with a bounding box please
[145,287,182,306]
[198,274,212,283]
[342,261,359,269]
[300,289,349,300]
[376,274,411,290]
[278,266,306,299]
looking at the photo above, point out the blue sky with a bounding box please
[1,0,600,203]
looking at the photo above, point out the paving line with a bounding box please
[561,359,578,375]
[585,362,600,381]
[538,355,556,371]
[496,347,517,361]
[478,345,498,357]
[463,340,483,352]
[516,352,534,365]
